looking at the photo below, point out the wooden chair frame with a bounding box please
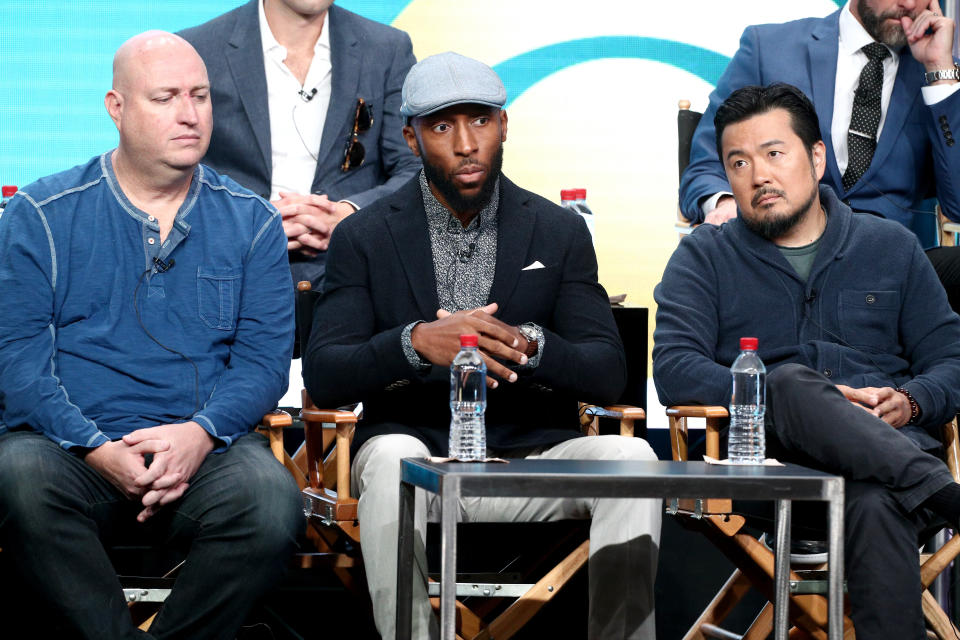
[667,405,960,639]
[299,391,644,640]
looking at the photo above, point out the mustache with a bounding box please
[453,159,484,172]
[880,9,909,21]
[752,187,787,208]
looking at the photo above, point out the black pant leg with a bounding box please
[844,480,930,640]
[925,246,960,314]
[146,433,303,640]
[765,364,952,512]
[0,431,150,639]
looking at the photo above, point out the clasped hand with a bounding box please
[410,303,529,387]
[273,191,355,256]
[836,385,912,428]
[83,421,215,522]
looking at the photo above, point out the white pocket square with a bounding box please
[522,261,545,271]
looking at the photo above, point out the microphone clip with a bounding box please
[299,87,318,102]
[153,256,175,273]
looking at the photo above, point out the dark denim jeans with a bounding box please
[0,429,303,639]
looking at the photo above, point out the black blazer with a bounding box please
[303,175,626,455]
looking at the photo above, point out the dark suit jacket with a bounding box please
[679,10,960,233]
[303,175,627,455]
[180,2,421,286]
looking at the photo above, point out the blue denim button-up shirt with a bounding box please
[0,153,293,451]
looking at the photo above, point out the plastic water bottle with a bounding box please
[728,336,766,464]
[0,186,16,218]
[560,188,595,242]
[449,334,487,461]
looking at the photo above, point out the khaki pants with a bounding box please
[352,433,662,639]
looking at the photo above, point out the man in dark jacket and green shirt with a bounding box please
[654,83,960,640]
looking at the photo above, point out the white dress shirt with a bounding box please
[259,0,332,200]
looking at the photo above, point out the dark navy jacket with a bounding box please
[655,185,960,448]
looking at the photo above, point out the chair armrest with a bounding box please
[257,409,292,463]
[580,404,645,437]
[666,405,728,461]
[300,407,358,498]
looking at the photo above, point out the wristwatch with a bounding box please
[924,63,960,85]
[518,323,539,358]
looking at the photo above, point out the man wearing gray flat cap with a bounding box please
[302,51,661,639]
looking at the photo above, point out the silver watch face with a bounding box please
[519,325,537,342]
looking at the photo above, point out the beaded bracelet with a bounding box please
[895,387,920,425]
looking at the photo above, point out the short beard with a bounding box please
[422,144,504,215]
[857,0,907,48]
[741,184,818,241]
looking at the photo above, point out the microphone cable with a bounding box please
[132,260,201,419]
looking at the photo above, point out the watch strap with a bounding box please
[924,63,960,85]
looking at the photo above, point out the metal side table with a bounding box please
[396,459,845,640]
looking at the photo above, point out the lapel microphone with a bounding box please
[153,256,176,273]
[458,243,476,263]
[299,87,318,102]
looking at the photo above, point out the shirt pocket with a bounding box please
[839,289,899,352]
[197,266,241,331]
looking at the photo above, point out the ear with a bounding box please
[811,140,826,181]
[499,110,508,143]
[105,90,123,130]
[402,124,421,157]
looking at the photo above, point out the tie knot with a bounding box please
[862,42,890,62]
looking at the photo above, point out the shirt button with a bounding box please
[941,115,949,124]
[148,237,155,245]
[148,215,156,222]
[865,294,876,304]
[823,368,833,378]
[949,140,956,147]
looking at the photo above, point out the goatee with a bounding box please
[422,145,504,215]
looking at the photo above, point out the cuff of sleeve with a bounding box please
[701,191,733,216]
[338,199,360,212]
[922,82,960,105]
[518,323,546,369]
[192,414,231,452]
[69,430,112,452]
[401,321,431,372]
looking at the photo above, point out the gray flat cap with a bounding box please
[400,52,506,122]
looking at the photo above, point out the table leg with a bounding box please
[396,479,416,639]
[773,499,792,640]
[828,484,845,640]
[439,478,460,640]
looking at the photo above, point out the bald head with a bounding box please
[113,31,203,94]
[106,30,212,181]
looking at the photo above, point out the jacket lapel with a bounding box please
[226,0,272,178]
[487,176,536,308]
[384,178,440,319]
[810,12,844,191]
[314,5,362,188]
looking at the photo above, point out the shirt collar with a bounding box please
[419,169,500,233]
[258,0,330,59]
[839,1,897,59]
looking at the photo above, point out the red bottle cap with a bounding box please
[560,189,577,201]
[1,186,17,197]
[740,337,758,351]
[459,334,479,347]
[575,188,587,199]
